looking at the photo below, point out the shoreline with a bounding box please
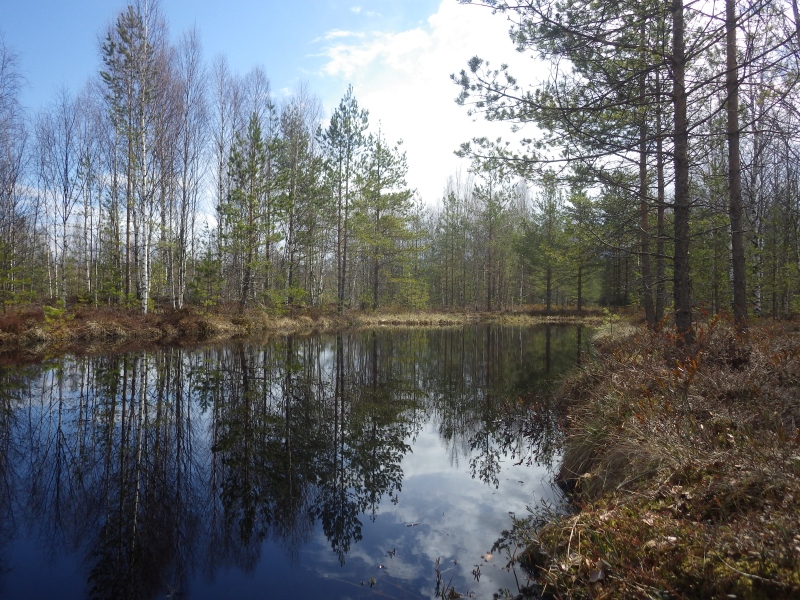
[510,318,800,599]
[0,304,603,360]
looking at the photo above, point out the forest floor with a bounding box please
[0,303,603,360]
[505,317,800,599]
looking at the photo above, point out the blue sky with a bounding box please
[3,0,534,204]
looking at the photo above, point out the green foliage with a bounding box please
[9,0,797,320]
[353,130,416,309]
[318,85,371,312]
[43,305,66,324]
[516,173,569,309]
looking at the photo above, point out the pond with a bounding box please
[0,324,588,599]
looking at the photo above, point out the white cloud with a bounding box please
[350,5,381,18]
[301,420,556,596]
[316,29,365,43]
[318,0,544,206]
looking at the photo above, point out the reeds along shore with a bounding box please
[510,317,800,599]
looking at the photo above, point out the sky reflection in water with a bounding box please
[0,324,587,599]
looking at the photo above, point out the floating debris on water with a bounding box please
[472,565,481,581]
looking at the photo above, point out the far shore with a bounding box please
[0,304,604,359]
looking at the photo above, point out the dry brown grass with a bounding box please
[508,317,800,599]
[0,304,603,360]
[351,309,601,329]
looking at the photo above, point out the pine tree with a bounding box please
[277,87,324,309]
[354,129,414,310]
[225,112,268,309]
[318,86,369,313]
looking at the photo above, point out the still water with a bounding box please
[0,324,586,599]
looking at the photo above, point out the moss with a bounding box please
[513,318,800,599]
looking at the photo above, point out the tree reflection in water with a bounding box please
[428,324,578,488]
[0,324,586,598]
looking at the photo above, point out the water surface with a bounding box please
[0,324,586,599]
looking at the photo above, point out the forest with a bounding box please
[2,2,800,597]
[0,0,798,332]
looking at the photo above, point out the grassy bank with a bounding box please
[506,318,800,599]
[0,304,602,358]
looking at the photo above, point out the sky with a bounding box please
[2,0,536,206]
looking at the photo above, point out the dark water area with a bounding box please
[0,324,589,599]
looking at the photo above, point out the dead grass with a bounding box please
[507,317,800,599]
[0,304,607,357]
[351,309,602,329]
[0,302,609,365]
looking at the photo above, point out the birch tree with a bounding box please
[38,89,81,306]
[0,36,27,308]
[101,0,169,313]
[173,28,207,308]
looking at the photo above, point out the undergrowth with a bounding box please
[503,316,800,599]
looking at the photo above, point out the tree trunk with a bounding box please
[726,0,747,331]
[656,88,667,323]
[639,105,655,326]
[545,265,552,312]
[61,218,67,307]
[672,0,693,343]
[336,165,345,314]
[84,193,91,299]
[792,0,800,48]
[639,24,655,328]
[487,223,493,312]
[372,207,380,310]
